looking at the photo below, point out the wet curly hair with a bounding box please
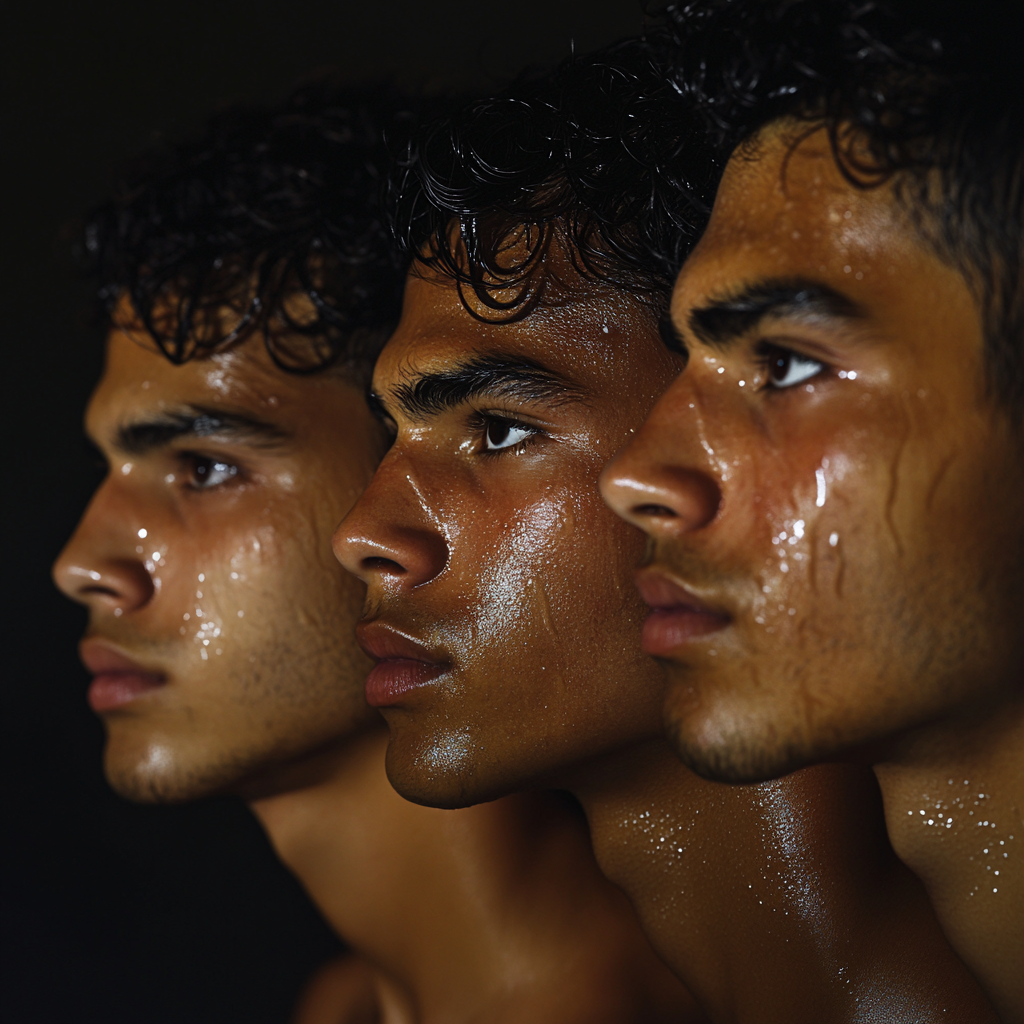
[648,0,1024,410]
[83,77,423,377]
[389,36,721,321]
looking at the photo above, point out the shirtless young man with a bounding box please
[336,45,996,1024]
[52,81,698,1024]
[601,3,1024,1019]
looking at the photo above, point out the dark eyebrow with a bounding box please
[379,353,583,421]
[113,405,289,455]
[688,278,867,350]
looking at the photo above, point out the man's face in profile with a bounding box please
[335,249,681,808]
[54,316,384,802]
[601,124,1024,783]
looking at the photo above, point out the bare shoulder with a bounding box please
[289,954,381,1024]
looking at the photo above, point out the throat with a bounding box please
[873,700,1024,1023]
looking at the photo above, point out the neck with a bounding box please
[248,727,699,1024]
[873,697,1024,1023]
[566,738,998,1024]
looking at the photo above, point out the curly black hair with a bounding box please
[389,36,721,320]
[649,0,1024,410]
[83,77,425,377]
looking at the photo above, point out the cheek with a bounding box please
[161,503,340,660]
[468,481,647,659]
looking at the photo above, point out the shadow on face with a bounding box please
[600,123,1024,783]
[335,246,684,809]
[53,320,385,803]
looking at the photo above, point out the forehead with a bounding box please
[90,327,323,434]
[377,263,663,391]
[672,124,981,345]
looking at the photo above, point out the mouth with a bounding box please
[80,639,168,713]
[355,621,447,707]
[634,570,730,657]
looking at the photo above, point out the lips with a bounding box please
[634,570,730,657]
[356,622,447,707]
[80,640,167,713]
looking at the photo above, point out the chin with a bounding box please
[102,734,252,805]
[382,728,512,809]
[662,700,823,786]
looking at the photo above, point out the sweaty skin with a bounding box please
[600,124,1023,1020]
[336,247,996,1024]
[54,316,698,1024]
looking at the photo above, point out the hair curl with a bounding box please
[388,36,721,320]
[82,77,424,377]
[649,0,1024,410]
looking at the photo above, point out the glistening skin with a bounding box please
[336,235,996,1024]
[53,309,698,1024]
[601,122,1024,1021]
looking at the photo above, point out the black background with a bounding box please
[1,3,644,1021]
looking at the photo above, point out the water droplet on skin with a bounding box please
[230,572,238,580]
[602,324,609,334]
[151,552,159,562]
[196,591,203,599]
[121,463,133,475]
[200,648,208,660]
[137,528,147,539]
[113,607,122,617]
[237,610,244,618]
[717,366,725,374]
[815,468,827,507]
[829,532,839,547]
[164,473,175,483]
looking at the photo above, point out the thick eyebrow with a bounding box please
[378,353,584,421]
[113,405,289,455]
[687,278,867,350]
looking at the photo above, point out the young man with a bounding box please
[336,46,996,1023]
[600,3,1023,1018]
[53,80,700,1024]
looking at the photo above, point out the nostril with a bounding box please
[634,503,678,518]
[362,555,406,574]
[80,583,123,599]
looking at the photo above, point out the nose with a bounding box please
[333,459,449,590]
[600,390,722,539]
[52,484,156,617]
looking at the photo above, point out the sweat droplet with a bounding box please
[829,532,839,547]
[815,469,827,507]
[137,528,147,539]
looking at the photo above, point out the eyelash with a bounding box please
[753,341,827,390]
[468,412,543,456]
[178,452,241,490]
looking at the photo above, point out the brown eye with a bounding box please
[764,346,823,388]
[484,418,533,451]
[188,456,238,488]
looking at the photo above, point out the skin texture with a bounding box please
[53,319,384,803]
[335,255,681,807]
[54,315,698,1024]
[600,124,1023,1020]
[336,246,997,1023]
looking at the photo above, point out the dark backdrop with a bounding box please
[1,3,644,1021]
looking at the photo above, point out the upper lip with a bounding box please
[79,638,166,679]
[355,621,443,664]
[633,569,730,620]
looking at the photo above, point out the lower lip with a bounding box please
[365,659,445,707]
[87,671,166,712]
[641,607,728,657]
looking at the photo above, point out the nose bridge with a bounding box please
[334,446,451,589]
[600,372,725,537]
[52,476,156,615]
